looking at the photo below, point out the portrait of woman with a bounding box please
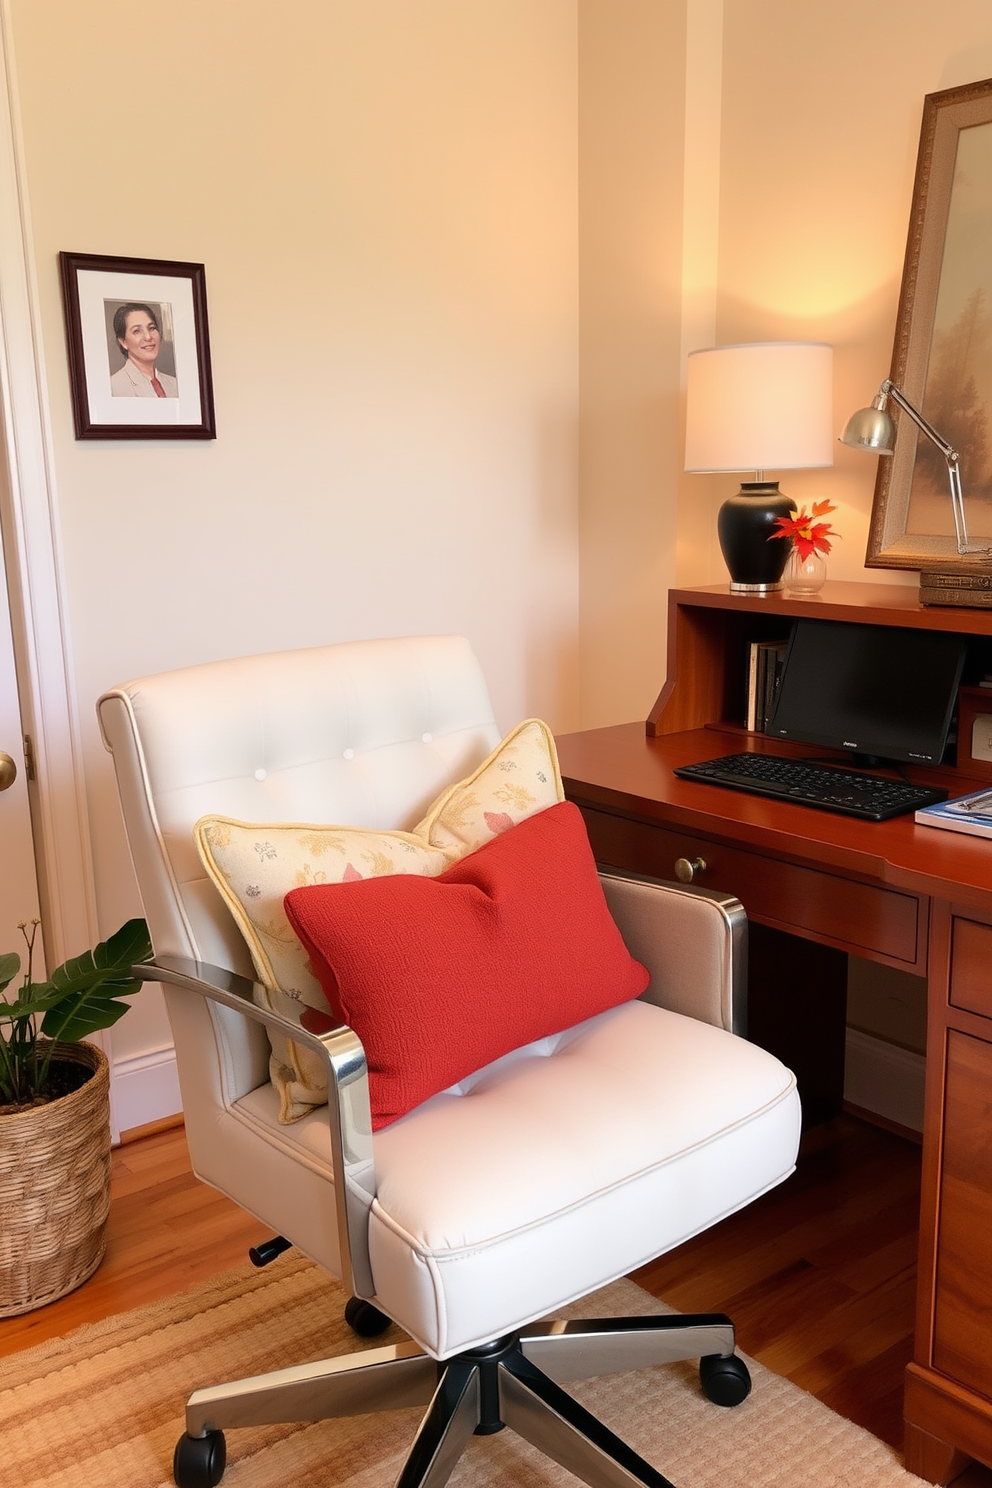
[109,302,179,398]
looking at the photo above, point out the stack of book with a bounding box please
[915,786,992,838]
[746,639,788,733]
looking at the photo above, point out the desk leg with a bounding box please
[746,924,848,1127]
[903,1420,971,1485]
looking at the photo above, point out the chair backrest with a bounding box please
[98,635,502,979]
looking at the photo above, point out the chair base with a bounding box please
[174,1312,748,1488]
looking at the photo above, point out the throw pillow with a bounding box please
[194,718,564,1121]
[284,800,649,1130]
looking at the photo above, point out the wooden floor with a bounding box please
[1,1112,988,1486]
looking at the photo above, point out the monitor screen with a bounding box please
[767,619,966,766]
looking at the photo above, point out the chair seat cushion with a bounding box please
[284,801,650,1128]
[231,997,800,1358]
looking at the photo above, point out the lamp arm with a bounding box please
[881,380,958,462]
[880,380,983,555]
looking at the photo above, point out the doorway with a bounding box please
[0,520,43,963]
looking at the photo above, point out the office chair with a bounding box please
[98,636,801,1488]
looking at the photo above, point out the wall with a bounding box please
[577,2,992,723]
[678,0,992,587]
[7,3,992,1128]
[576,0,688,730]
[6,0,579,1126]
[707,2,992,1125]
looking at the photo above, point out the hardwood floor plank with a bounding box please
[0,1126,268,1358]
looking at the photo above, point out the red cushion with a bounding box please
[284,800,649,1129]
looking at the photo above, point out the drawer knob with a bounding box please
[675,856,707,884]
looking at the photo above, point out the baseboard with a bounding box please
[111,1044,182,1139]
[119,1112,185,1145]
[843,1027,924,1134]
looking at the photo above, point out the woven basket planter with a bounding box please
[0,1041,111,1317]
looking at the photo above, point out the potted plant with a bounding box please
[0,916,153,1316]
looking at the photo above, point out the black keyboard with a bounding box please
[674,752,949,821]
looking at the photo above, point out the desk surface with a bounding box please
[556,721,992,913]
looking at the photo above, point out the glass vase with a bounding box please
[784,548,826,597]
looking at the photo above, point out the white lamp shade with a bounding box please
[684,342,834,473]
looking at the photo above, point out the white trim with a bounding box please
[0,14,107,1128]
[844,1028,925,1134]
[0,6,97,963]
[111,1045,182,1140]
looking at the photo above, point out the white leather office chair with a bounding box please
[98,636,801,1488]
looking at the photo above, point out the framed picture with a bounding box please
[59,252,216,440]
[866,76,992,576]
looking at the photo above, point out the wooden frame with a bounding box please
[59,252,215,440]
[867,77,992,575]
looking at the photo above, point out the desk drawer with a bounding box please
[578,805,923,968]
[949,918,992,1020]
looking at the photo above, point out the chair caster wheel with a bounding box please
[699,1352,751,1407]
[344,1295,392,1338]
[174,1429,226,1488]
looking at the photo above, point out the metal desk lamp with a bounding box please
[840,378,990,557]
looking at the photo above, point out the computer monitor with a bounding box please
[767,618,966,766]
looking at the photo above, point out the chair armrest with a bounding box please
[597,870,747,1036]
[133,955,376,1297]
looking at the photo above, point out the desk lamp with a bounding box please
[840,378,991,558]
[684,342,834,593]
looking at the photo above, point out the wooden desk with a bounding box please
[556,583,992,1485]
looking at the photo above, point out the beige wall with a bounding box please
[577,0,687,730]
[6,2,992,1119]
[678,0,992,589]
[6,0,580,1078]
[577,0,992,729]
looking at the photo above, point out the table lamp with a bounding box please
[840,377,990,557]
[685,342,834,593]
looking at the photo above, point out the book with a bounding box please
[745,640,762,731]
[915,786,992,838]
[759,641,788,731]
[745,639,788,733]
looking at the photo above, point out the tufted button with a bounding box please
[254,767,267,782]
[422,732,433,744]
[343,748,355,760]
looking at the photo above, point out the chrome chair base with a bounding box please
[176,1312,747,1488]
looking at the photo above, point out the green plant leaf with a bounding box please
[38,918,153,1042]
[1,917,153,1100]
[0,985,62,1018]
[0,950,20,994]
[41,991,134,1042]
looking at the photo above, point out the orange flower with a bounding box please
[770,499,838,560]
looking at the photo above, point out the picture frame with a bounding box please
[59,251,216,440]
[866,76,992,577]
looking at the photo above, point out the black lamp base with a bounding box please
[717,482,797,594]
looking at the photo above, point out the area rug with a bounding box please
[1,1255,929,1488]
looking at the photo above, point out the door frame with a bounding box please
[0,7,98,974]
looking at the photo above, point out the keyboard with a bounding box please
[673,752,949,822]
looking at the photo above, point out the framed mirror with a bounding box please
[866,76,992,589]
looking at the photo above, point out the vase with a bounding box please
[784,548,827,597]
[716,482,797,593]
[0,1041,111,1316]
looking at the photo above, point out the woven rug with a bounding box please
[1,1255,929,1488]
